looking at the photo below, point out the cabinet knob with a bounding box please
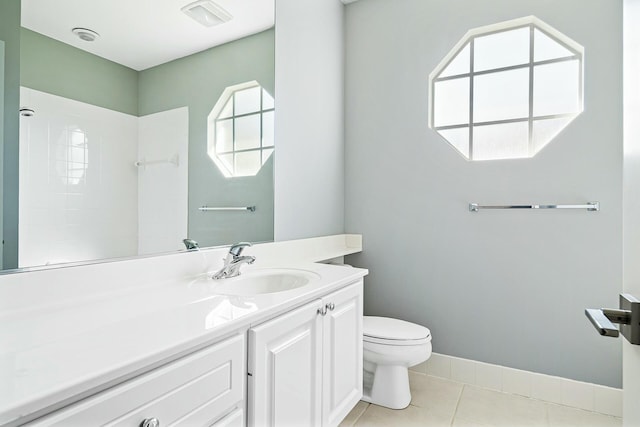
[317,307,327,316]
[140,418,160,427]
[327,303,336,311]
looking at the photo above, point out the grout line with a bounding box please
[450,383,466,426]
[545,400,551,427]
[350,402,370,426]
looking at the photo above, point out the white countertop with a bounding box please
[0,262,367,426]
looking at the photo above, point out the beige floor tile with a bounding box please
[409,372,464,418]
[452,418,493,427]
[354,403,453,427]
[339,401,370,426]
[455,386,549,427]
[546,403,622,427]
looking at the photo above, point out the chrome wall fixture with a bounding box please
[134,154,179,168]
[199,206,256,212]
[469,201,600,212]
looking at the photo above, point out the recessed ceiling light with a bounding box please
[71,27,100,42]
[181,0,232,27]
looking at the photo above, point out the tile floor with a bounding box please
[340,372,622,427]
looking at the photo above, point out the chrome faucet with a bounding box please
[211,242,255,279]
[183,238,199,251]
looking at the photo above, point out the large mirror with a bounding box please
[2,0,275,272]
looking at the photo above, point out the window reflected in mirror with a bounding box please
[208,81,275,178]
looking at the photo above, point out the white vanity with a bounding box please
[0,236,366,427]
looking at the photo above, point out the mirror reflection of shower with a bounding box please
[18,87,189,268]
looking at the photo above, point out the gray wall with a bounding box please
[0,0,20,270]
[20,28,138,116]
[273,0,345,240]
[344,0,623,387]
[138,29,275,247]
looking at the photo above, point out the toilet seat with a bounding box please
[363,316,431,346]
[364,335,431,346]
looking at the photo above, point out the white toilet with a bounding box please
[362,316,432,409]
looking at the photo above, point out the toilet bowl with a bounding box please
[362,316,432,409]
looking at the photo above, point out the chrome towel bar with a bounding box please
[199,206,256,212]
[469,201,599,212]
[135,153,179,168]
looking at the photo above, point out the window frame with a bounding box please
[207,81,275,177]
[428,16,584,161]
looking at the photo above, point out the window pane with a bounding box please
[532,117,573,154]
[216,119,233,153]
[263,89,275,110]
[437,128,469,158]
[473,68,529,123]
[234,86,261,115]
[534,29,574,62]
[439,43,470,78]
[235,151,261,177]
[474,27,530,72]
[235,115,261,151]
[71,130,86,146]
[219,97,233,119]
[262,148,274,165]
[533,60,581,117]
[473,122,529,160]
[262,111,274,147]
[70,146,86,164]
[433,77,469,127]
[219,153,234,175]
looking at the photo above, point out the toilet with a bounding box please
[362,316,432,409]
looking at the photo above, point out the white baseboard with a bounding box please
[410,353,622,418]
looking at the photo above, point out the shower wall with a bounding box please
[18,87,138,267]
[18,88,188,267]
[137,107,189,255]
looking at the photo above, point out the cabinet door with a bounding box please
[322,281,363,427]
[248,299,324,427]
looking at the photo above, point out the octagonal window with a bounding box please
[428,16,583,161]
[208,81,274,177]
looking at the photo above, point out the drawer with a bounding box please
[212,408,243,427]
[28,334,245,427]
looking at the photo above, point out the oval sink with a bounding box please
[212,268,320,296]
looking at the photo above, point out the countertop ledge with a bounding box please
[0,262,368,426]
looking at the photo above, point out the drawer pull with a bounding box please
[140,418,160,427]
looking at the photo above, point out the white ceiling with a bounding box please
[21,0,275,71]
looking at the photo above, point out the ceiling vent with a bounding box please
[19,108,35,118]
[181,0,232,27]
[71,27,100,42]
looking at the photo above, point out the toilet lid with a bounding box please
[363,316,431,342]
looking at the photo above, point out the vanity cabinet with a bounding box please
[16,276,365,427]
[248,281,363,427]
[26,334,246,427]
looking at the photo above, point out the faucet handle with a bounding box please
[229,242,252,257]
